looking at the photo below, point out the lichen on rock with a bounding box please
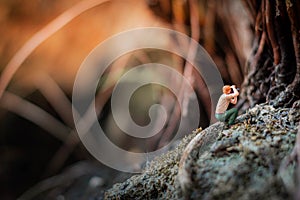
[105,102,300,200]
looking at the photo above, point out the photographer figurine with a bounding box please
[215,85,239,127]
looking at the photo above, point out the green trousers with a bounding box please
[215,108,238,125]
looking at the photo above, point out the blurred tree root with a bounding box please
[148,0,300,110]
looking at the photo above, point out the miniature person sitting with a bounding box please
[215,85,239,126]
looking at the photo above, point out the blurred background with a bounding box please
[0,0,252,199]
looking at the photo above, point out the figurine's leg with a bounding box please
[215,113,225,122]
[225,108,238,125]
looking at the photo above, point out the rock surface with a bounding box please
[105,102,300,199]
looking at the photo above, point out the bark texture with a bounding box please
[242,0,300,108]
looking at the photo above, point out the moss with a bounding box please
[104,130,198,200]
[105,102,300,199]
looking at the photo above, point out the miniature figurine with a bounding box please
[215,85,239,126]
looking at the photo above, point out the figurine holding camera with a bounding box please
[215,85,239,127]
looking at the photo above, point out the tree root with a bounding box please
[243,0,300,108]
[177,123,221,198]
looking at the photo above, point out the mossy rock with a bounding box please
[105,103,300,199]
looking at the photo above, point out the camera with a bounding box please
[230,87,240,93]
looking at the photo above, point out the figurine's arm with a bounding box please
[230,96,238,104]
[225,85,239,104]
[230,86,239,104]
